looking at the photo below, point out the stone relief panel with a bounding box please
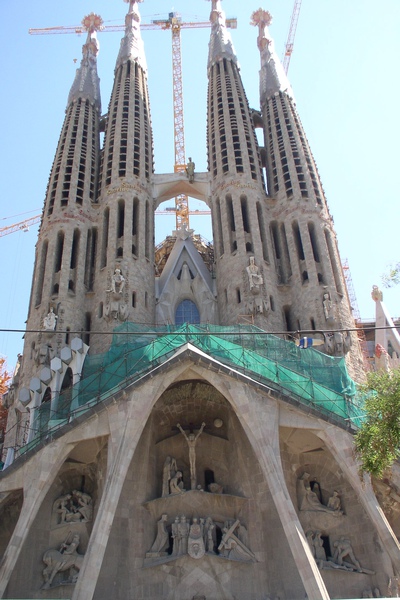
[104,267,129,322]
[52,489,93,527]
[145,515,254,564]
[41,532,84,590]
[297,472,343,516]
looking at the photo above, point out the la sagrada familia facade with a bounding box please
[1,1,400,599]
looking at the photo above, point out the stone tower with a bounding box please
[22,15,102,384]
[207,0,272,327]
[253,9,362,376]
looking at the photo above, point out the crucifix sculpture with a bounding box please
[176,422,206,490]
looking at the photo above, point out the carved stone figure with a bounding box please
[313,531,327,562]
[53,490,93,525]
[43,307,58,331]
[171,516,180,556]
[149,514,169,555]
[186,157,195,183]
[73,490,93,522]
[306,530,316,557]
[188,517,205,559]
[327,490,342,513]
[204,517,216,554]
[162,456,178,497]
[297,473,342,515]
[218,519,255,562]
[322,293,335,323]
[169,470,185,495]
[177,422,206,490]
[246,256,263,294]
[208,482,223,494]
[55,494,72,524]
[177,515,190,555]
[371,285,383,302]
[42,533,83,590]
[332,537,362,572]
[109,268,125,295]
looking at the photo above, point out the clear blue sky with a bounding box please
[0,0,399,368]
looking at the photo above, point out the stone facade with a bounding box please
[0,1,397,599]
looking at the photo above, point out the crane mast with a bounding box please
[282,0,302,74]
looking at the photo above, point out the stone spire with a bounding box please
[207,0,238,69]
[68,13,102,109]
[251,9,294,103]
[116,0,147,72]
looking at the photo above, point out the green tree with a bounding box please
[382,262,400,288]
[355,367,400,477]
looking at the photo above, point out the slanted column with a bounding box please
[226,382,330,600]
[72,393,145,600]
[0,441,73,597]
[319,425,400,574]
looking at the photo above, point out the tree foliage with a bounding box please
[355,368,400,477]
[382,261,400,288]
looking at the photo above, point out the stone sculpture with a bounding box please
[327,490,342,513]
[109,268,125,294]
[322,292,335,323]
[42,533,84,589]
[186,157,195,183]
[171,516,180,556]
[162,456,178,497]
[332,537,362,572]
[145,515,253,563]
[204,517,216,554]
[169,470,185,495]
[306,530,374,574]
[218,519,255,562]
[188,517,205,558]
[246,256,263,293]
[146,514,169,557]
[53,490,93,525]
[177,422,206,490]
[43,307,58,331]
[178,515,190,555]
[297,473,343,515]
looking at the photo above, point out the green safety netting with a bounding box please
[26,324,364,451]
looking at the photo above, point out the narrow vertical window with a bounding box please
[101,208,109,268]
[116,199,125,258]
[226,194,237,252]
[257,202,269,263]
[145,200,150,259]
[132,197,139,256]
[215,198,224,257]
[35,240,48,306]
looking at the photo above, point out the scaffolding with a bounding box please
[13,324,365,459]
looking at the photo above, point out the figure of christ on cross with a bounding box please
[176,422,206,490]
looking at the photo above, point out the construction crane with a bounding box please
[29,13,237,231]
[282,0,302,74]
[0,215,41,238]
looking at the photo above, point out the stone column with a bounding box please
[227,381,330,600]
[0,441,72,598]
[71,393,146,600]
[320,424,400,574]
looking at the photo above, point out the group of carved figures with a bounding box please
[54,490,93,525]
[162,422,222,495]
[298,474,373,577]
[42,533,84,590]
[147,515,254,562]
[297,473,343,515]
